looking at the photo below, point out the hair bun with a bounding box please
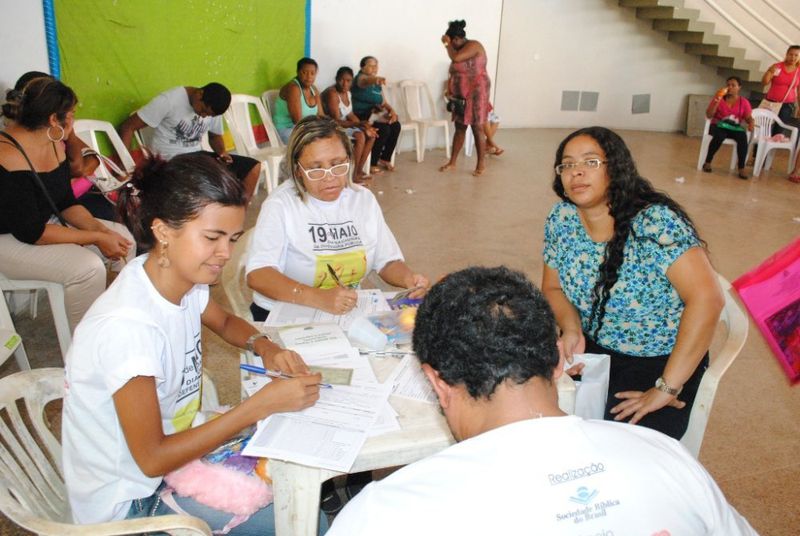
[1,90,23,120]
[456,20,466,30]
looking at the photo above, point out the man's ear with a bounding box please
[421,363,452,409]
[552,340,566,380]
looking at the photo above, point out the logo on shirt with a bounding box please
[549,462,605,485]
[307,221,363,252]
[570,486,599,505]
[171,115,209,146]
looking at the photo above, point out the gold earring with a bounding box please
[158,240,170,268]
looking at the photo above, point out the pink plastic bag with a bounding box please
[733,237,800,384]
[71,176,93,198]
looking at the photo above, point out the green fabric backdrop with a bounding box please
[56,0,305,125]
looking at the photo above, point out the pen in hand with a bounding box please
[326,263,347,289]
[239,363,333,389]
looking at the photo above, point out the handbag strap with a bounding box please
[0,130,68,227]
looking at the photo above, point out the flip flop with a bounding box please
[788,174,800,184]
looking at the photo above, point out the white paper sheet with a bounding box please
[387,354,438,405]
[264,289,390,330]
[243,378,392,471]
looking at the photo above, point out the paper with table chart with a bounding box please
[264,289,390,330]
[242,376,393,471]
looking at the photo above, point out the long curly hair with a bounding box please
[552,126,705,341]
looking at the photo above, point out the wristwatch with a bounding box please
[654,376,682,396]
[246,333,269,354]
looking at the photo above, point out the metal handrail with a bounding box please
[762,0,800,33]
[732,0,793,47]
[704,0,782,61]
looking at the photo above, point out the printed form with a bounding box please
[264,289,390,330]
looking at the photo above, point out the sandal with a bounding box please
[788,174,800,184]
[702,163,712,173]
[737,169,749,180]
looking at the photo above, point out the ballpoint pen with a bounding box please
[326,263,347,289]
[239,364,333,389]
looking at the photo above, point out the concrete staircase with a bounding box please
[619,0,764,87]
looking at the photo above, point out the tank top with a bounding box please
[272,78,318,130]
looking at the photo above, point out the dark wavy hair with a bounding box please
[2,77,77,130]
[552,126,704,341]
[413,266,560,400]
[117,153,246,251]
[446,19,467,39]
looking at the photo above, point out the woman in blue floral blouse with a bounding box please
[542,126,724,439]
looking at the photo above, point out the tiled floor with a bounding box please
[3,128,799,534]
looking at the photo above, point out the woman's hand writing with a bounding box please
[252,374,321,415]
[318,286,358,315]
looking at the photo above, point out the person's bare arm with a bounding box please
[119,113,148,151]
[247,266,357,315]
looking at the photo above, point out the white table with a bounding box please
[268,355,576,535]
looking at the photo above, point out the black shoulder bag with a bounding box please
[0,130,68,226]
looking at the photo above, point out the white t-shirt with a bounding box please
[137,86,223,160]
[62,255,209,524]
[328,416,757,536]
[246,181,404,311]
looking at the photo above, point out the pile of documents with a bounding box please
[242,320,436,472]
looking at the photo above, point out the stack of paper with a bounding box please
[264,289,391,330]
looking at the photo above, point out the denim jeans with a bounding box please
[126,485,329,535]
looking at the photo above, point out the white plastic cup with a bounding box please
[347,317,388,351]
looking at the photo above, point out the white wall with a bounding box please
[683,0,800,74]
[494,0,726,132]
[0,0,49,92]
[310,0,503,148]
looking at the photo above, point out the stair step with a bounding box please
[717,67,761,83]
[636,6,676,19]
[619,0,662,7]
[668,31,706,44]
[701,55,735,68]
[653,18,691,32]
[685,43,719,56]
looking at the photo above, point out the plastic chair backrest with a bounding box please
[0,368,213,534]
[383,83,411,122]
[751,109,776,141]
[229,94,283,151]
[399,80,439,122]
[73,119,136,174]
[221,228,254,322]
[680,275,748,458]
[262,90,280,118]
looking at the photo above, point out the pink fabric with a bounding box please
[71,176,93,198]
[710,96,752,125]
[164,459,273,516]
[448,52,492,125]
[765,63,800,103]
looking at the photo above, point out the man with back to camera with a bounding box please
[328,266,757,535]
[119,82,261,199]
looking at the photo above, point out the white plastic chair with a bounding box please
[399,80,451,161]
[0,367,212,535]
[225,95,286,193]
[383,84,423,164]
[0,292,30,370]
[0,273,71,360]
[73,119,136,177]
[695,118,753,171]
[680,274,748,459]
[261,89,280,118]
[219,229,260,391]
[750,109,799,177]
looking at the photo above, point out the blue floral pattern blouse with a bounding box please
[543,202,701,356]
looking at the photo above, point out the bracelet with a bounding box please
[291,284,303,303]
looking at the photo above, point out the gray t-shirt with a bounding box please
[137,86,223,160]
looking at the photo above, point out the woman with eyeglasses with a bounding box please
[246,116,428,322]
[541,126,723,440]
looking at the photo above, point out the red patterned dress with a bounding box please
[448,52,492,125]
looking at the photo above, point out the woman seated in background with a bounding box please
[351,56,401,173]
[246,116,428,322]
[542,126,723,440]
[0,77,134,331]
[62,153,327,535]
[272,57,324,143]
[322,66,377,183]
[8,71,116,220]
[702,76,753,180]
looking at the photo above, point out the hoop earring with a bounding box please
[47,125,65,143]
[158,241,171,269]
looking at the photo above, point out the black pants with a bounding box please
[585,337,708,440]
[772,102,798,136]
[706,124,749,169]
[369,121,401,166]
